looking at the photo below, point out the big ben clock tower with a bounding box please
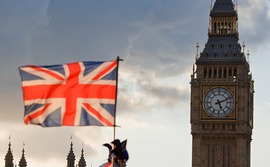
[190,0,254,167]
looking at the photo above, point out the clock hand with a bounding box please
[217,96,233,104]
[215,99,223,109]
[214,96,233,109]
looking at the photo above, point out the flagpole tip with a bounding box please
[117,56,124,61]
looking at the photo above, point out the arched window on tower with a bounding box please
[224,67,227,77]
[204,67,207,78]
[218,68,222,78]
[214,22,217,34]
[225,22,228,34]
[234,68,237,78]
[221,22,224,34]
[214,67,217,78]
[229,67,232,77]
[228,22,231,34]
[218,22,221,34]
[209,68,213,78]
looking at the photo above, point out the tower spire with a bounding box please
[18,143,27,167]
[196,42,199,60]
[67,136,76,167]
[5,136,14,167]
[78,142,87,167]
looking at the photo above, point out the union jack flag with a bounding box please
[19,60,118,127]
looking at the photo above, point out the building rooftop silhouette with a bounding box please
[2,139,87,167]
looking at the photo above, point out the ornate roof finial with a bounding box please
[70,135,74,148]
[242,41,246,54]
[196,42,199,54]
[247,50,250,63]
[8,135,11,148]
[196,42,200,60]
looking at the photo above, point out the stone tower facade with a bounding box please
[190,0,254,167]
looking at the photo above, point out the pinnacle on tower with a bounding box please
[67,138,76,167]
[18,143,27,167]
[5,137,14,167]
[78,146,86,167]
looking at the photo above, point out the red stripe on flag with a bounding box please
[83,103,114,126]
[93,60,117,80]
[62,63,81,125]
[29,66,65,80]
[24,103,51,124]
[22,85,116,101]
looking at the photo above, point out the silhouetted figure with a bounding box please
[103,139,129,167]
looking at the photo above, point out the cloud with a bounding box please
[0,0,50,60]
[0,0,51,124]
[117,62,190,115]
[115,1,205,116]
[238,0,270,50]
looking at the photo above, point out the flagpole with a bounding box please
[113,56,123,140]
[112,56,122,167]
[113,57,118,141]
[113,56,124,137]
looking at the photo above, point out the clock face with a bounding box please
[204,87,234,117]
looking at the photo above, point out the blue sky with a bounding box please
[0,0,270,166]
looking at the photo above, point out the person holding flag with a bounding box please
[101,139,129,167]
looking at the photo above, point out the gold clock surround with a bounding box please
[202,86,237,120]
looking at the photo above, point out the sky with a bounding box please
[0,0,270,166]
